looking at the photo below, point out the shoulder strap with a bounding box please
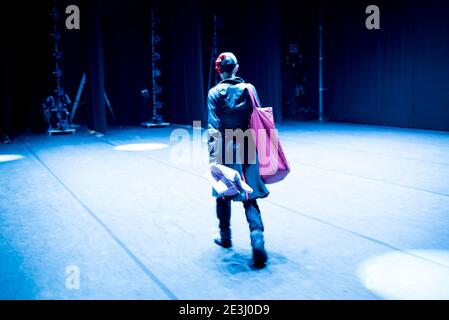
[246,84,260,109]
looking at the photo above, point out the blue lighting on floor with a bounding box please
[114,143,168,151]
[357,250,449,300]
[0,155,24,163]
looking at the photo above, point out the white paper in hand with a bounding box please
[207,164,253,196]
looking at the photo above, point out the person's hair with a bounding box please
[215,52,238,74]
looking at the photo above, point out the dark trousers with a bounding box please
[216,197,264,232]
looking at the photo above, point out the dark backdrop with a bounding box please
[160,0,206,126]
[218,0,283,123]
[280,0,320,120]
[2,0,449,136]
[0,1,52,135]
[324,0,449,131]
[0,0,283,135]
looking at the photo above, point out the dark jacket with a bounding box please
[207,77,269,201]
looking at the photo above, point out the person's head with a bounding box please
[215,52,239,80]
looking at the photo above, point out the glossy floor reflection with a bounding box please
[0,154,23,163]
[358,250,449,300]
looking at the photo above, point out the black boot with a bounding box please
[250,230,268,267]
[214,229,232,249]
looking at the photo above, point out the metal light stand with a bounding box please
[142,6,169,128]
[70,72,116,125]
[42,1,75,135]
[318,1,327,122]
[207,15,219,91]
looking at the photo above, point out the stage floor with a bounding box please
[1,121,449,300]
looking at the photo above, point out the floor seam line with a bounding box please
[288,137,449,167]
[266,200,449,270]
[96,135,449,269]
[18,138,178,300]
[295,160,449,198]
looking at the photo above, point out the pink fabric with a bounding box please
[248,86,290,184]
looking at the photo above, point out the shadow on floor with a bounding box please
[216,249,289,275]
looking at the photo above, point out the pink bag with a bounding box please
[248,85,290,184]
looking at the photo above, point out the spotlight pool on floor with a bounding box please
[0,155,24,163]
[357,250,449,300]
[114,143,168,151]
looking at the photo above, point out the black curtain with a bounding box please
[63,0,151,129]
[220,0,283,123]
[61,0,86,125]
[0,17,12,137]
[0,0,51,136]
[161,0,206,126]
[324,0,449,131]
[1,0,284,134]
[280,0,320,120]
[84,0,107,134]
[102,0,152,126]
[73,0,284,128]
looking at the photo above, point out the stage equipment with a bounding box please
[283,41,307,118]
[2,134,12,144]
[142,7,169,129]
[42,1,75,135]
[204,14,222,125]
[318,25,324,121]
[318,5,327,122]
[70,72,116,124]
[207,15,220,90]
